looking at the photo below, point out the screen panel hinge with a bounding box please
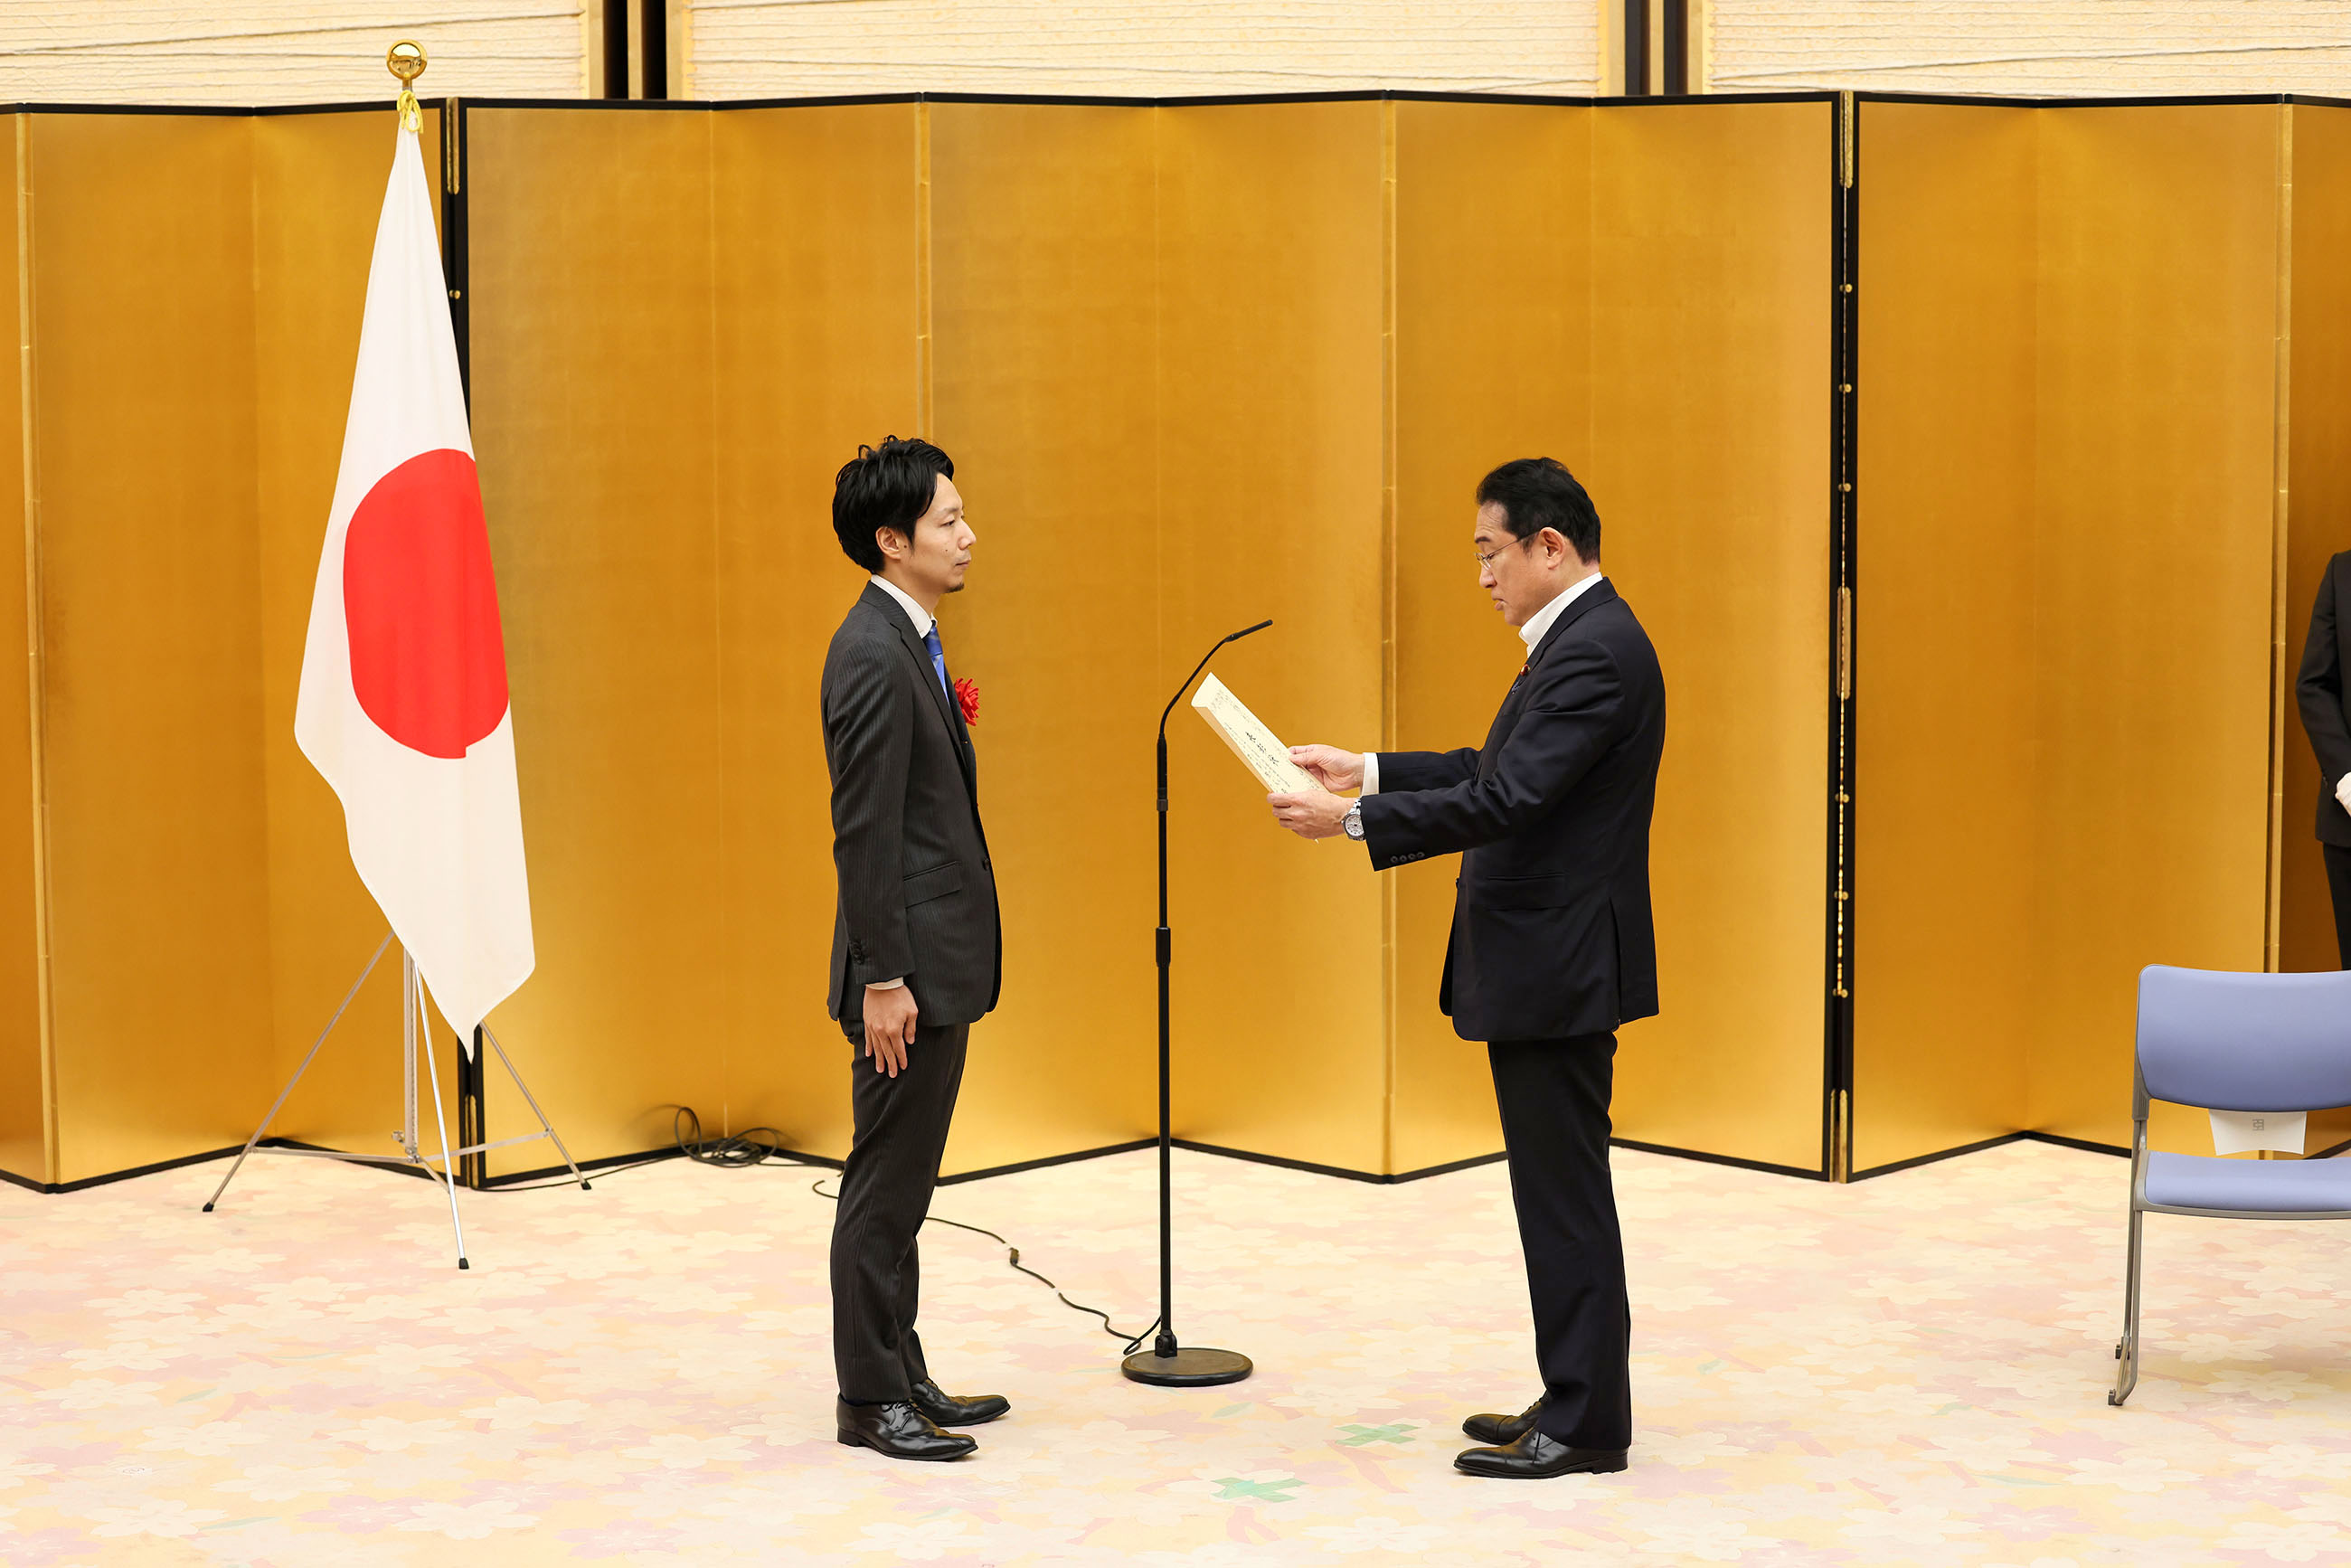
[1836,584,1853,700]
[1838,91,1855,189]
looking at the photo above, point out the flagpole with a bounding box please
[204,41,574,1259]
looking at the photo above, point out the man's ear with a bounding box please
[874,525,902,562]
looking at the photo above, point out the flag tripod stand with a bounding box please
[202,931,588,1267]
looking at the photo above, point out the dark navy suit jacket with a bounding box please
[2297,551,2351,848]
[1358,579,1665,1042]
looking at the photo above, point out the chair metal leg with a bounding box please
[2110,1203,2143,1406]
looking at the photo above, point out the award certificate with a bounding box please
[1191,674,1317,793]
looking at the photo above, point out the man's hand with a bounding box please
[1289,744,1364,792]
[862,985,919,1077]
[1270,788,1353,841]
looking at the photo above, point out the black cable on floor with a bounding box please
[487,1106,1158,1351]
[808,1174,1161,1355]
[477,1107,793,1190]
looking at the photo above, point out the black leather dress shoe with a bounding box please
[1455,1431,1629,1478]
[836,1399,977,1461]
[1461,1398,1544,1446]
[909,1379,1011,1428]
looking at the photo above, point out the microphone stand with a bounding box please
[1121,619,1271,1388]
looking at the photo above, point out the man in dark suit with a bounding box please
[821,437,1007,1462]
[2296,551,2351,967]
[1273,457,1664,1479]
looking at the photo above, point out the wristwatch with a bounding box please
[1342,801,1365,841]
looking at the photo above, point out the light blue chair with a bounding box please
[2112,965,2351,1405]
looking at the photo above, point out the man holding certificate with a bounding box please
[1271,457,1665,1480]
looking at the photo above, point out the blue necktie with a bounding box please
[923,624,952,705]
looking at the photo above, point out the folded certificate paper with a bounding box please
[1192,674,1317,793]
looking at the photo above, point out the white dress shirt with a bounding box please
[869,572,933,638]
[1361,571,1605,796]
[863,573,936,992]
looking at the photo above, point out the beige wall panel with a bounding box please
[0,115,43,1185]
[468,107,727,1170]
[928,104,1161,1174]
[688,0,1599,99]
[1389,100,1593,1174]
[2030,106,2281,1151]
[1590,102,1833,1173]
[712,104,921,1165]
[1709,1,2351,98]
[28,114,277,1184]
[2280,106,2351,1155]
[253,109,463,1163]
[1851,104,2037,1173]
[0,6,589,107]
[1157,102,1389,1172]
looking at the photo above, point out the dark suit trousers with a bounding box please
[830,1021,969,1403]
[1488,1034,1632,1450]
[2327,845,2351,970]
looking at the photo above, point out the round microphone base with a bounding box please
[1121,1346,1253,1387]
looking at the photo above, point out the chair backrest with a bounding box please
[2137,965,2351,1111]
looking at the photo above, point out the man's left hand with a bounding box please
[1270,789,1351,841]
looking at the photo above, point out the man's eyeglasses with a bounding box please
[1473,536,1534,571]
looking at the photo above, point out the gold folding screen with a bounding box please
[465,106,732,1170]
[1855,99,2351,1170]
[1391,101,1597,1176]
[455,95,1835,1182]
[1389,99,1835,1176]
[926,103,1166,1173]
[11,112,278,1187]
[1156,103,1393,1172]
[0,115,37,1183]
[14,92,2343,1193]
[711,105,925,1168]
[0,107,476,1188]
[2285,107,2351,1022]
[1589,103,1834,1173]
[1851,103,2037,1173]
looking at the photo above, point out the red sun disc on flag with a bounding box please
[342,449,511,760]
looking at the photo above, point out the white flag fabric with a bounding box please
[295,123,533,1045]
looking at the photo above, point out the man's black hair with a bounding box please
[1477,457,1600,563]
[832,437,955,572]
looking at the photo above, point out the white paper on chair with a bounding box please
[2209,1110,2306,1156]
[1191,674,1316,794]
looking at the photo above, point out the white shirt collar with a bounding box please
[868,573,933,638]
[1519,570,1604,652]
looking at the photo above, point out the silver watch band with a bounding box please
[1343,801,1365,840]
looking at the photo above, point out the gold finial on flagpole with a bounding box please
[389,40,427,133]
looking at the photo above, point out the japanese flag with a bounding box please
[295,121,533,1045]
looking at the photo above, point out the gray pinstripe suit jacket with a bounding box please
[821,582,1002,1035]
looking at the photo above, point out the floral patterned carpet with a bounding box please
[4,1138,2349,1565]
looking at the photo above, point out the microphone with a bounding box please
[1133,616,1270,1388]
[1158,619,1272,741]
